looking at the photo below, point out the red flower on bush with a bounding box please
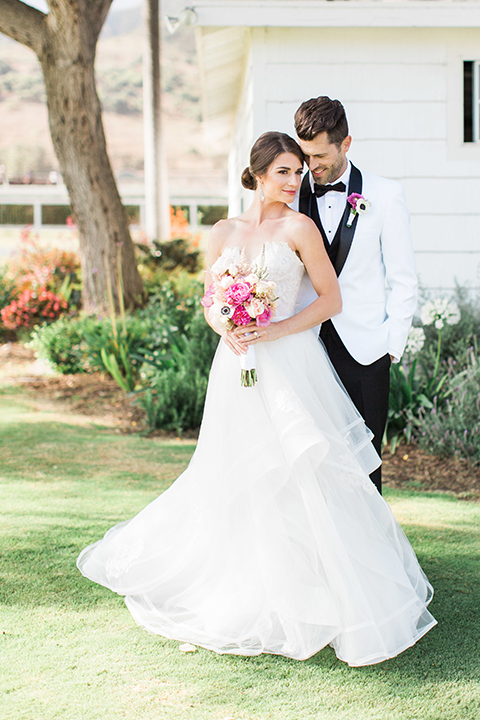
[1,286,68,330]
[6,226,79,295]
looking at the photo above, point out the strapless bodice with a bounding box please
[212,242,305,321]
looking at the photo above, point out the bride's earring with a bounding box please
[259,184,264,202]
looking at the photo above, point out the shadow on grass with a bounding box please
[1,519,479,686]
[0,523,120,610]
[0,421,195,479]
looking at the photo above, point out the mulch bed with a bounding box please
[24,372,147,432]
[382,445,480,500]
[0,342,195,437]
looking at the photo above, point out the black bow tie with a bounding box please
[313,181,346,197]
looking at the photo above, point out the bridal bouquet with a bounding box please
[201,246,277,387]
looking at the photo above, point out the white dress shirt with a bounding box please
[310,162,351,243]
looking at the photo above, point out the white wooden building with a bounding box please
[193,0,480,291]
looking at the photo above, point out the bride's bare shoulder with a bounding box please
[206,217,241,262]
[209,216,239,238]
[285,208,316,230]
[284,209,319,243]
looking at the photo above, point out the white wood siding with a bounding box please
[229,48,254,216]
[230,26,480,290]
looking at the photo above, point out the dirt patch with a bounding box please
[0,342,196,437]
[382,444,480,500]
[23,372,147,432]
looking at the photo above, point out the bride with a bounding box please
[77,131,436,667]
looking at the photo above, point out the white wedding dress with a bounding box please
[77,242,436,666]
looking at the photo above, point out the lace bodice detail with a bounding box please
[213,242,305,321]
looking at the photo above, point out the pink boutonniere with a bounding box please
[346,192,371,227]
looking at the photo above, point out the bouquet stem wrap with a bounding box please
[240,343,257,387]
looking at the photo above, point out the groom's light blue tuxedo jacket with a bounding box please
[294,166,418,366]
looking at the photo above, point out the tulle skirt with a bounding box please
[77,329,436,666]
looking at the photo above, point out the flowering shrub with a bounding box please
[170,206,190,238]
[386,287,480,466]
[1,287,68,330]
[0,267,16,339]
[0,226,80,333]
[387,295,464,450]
[405,327,426,355]
[420,298,461,330]
[6,226,79,295]
[415,350,480,465]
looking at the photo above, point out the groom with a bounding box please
[293,96,418,494]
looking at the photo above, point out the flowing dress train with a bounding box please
[77,241,436,666]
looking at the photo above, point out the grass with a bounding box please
[1,388,480,720]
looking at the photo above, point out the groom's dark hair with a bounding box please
[294,97,349,147]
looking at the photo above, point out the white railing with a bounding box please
[0,182,228,230]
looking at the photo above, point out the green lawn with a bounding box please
[1,388,480,720]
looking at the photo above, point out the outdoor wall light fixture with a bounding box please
[164,7,198,34]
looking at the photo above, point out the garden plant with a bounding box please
[3,226,480,457]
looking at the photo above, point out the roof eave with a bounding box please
[192,0,480,29]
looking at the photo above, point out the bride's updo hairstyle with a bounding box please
[241,132,305,190]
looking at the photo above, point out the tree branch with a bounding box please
[79,0,114,44]
[0,0,46,54]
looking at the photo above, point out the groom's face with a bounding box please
[297,132,351,185]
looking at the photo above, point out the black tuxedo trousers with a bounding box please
[320,320,390,494]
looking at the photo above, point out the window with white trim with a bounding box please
[464,61,480,143]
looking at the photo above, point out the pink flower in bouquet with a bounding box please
[256,305,273,327]
[225,281,252,305]
[201,284,215,308]
[232,305,252,326]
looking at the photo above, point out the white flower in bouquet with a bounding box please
[211,254,231,275]
[256,280,277,301]
[245,298,266,318]
[420,298,461,330]
[220,274,236,290]
[245,273,260,286]
[228,263,241,277]
[211,300,233,324]
[405,326,426,355]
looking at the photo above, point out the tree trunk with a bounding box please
[0,0,145,314]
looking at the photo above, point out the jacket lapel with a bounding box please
[334,163,363,277]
